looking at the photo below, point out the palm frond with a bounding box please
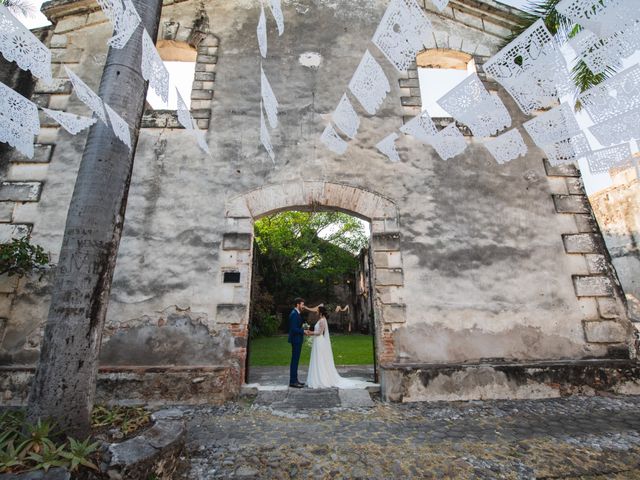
[1,0,38,18]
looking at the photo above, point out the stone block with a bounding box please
[31,94,51,108]
[194,71,215,82]
[191,89,213,100]
[376,285,403,304]
[376,268,404,286]
[372,232,400,251]
[583,320,629,343]
[36,128,58,144]
[407,69,419,79]
[401,96,421,106]
[197,54,218,64]
[566,177,586,195]
[216,304,247,324]
[34,78,72,95]
[0,182,42,202]
[222,233,252,250]
[50,34,68,48]
[190,100,211,110]
[47,94,70,110]
[191,80,203,90]
[0,224,31,243]
[0,203,13,222]
[562,234,601,254]
[0,274,20,294]
[0,294,13,317]
[380,303,406,324]
[553,195,591,214]
[196,119,209,129]
[597,297,623,319]
[573,275,614,297]
[51,48,82,64]
[7,164,49,182]
[373,251,403,269]
[399,78,419,88]
[54,15,87,33]
[574,214,598,233]
[544,159,580,177]
[200,81,215,90]
[8,144,53,164]
[586,254,608,274]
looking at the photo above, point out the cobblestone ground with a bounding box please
[177,394,640,479]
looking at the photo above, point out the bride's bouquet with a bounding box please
[302,322,313,347]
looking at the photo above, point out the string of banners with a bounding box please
[0,0,210,158]
[317,0,639,176]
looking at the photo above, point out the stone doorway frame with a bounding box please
[221,182,405,391]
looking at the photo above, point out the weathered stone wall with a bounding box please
[0,0,636,402]
[590,166,640,322]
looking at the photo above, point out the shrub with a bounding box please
[0,237,51,278]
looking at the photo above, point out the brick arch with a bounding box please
[220,182,406,389]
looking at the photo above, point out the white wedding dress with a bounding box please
[306,317,369,389]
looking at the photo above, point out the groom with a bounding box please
[288,297,310,388]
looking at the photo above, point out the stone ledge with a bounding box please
[562,233,602,254]
[583,319,630,344]
[0,182,43,202]
[553,194,591,214]
[573,275,614,297]
[544,159,581,177]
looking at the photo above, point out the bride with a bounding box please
[305,305,369,389]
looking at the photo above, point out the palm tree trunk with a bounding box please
[26,0,162,437]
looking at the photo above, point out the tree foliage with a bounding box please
[0,238,50,278]
[506,0,618,99]
[251,211,368,334]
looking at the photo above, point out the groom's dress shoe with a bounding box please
[289,383,304,388]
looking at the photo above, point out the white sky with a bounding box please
[14,0,639,194]
[146,61,196,110]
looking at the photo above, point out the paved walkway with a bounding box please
[247,365,375,387]
[177,394,640,479]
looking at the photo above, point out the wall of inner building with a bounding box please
[0,0,637,404]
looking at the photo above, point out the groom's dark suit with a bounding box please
[288,308,305,385]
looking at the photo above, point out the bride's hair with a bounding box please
[318,306,328,318]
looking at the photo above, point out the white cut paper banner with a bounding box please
[104,102,131,150]
[437,74,511,137]
[568,30,623,76]
[41,107,96,135]
[261,65,279,128]
[260,101,275,163]
[96,0,141,49]
[523,102,581,149]
[543,133,591,166]
[268,0,284,36]
[141,29,170,105]
[556,0,640,38]
[376,133,400,162]
[589,107,640,145]
[64,66,107,125]
[586,143,633,174]
[257,1,268,58]
[400,111,438,143]
[0,5,53,85]
[0,81,39,158]
[332,94,360,139]
[429,123,467,160]
[372,0,433,73]
[484,128,527,164]
[483,19,569,114]
[177,89,211,156]
[577,64,640,124]
[320,123,348,155]
[348,50,391,115]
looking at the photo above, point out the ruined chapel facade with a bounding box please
[0,0,639,404]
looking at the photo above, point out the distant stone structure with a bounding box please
[1,0,639,404]
[590,165,640,323]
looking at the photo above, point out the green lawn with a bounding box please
[249,334,374,366]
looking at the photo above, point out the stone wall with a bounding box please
[590,166,640,322]
[0,0,637,403]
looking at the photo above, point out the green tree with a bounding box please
[508,0,618,97]
[252,211,367,327]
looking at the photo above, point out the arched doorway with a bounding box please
[221,182,405,396]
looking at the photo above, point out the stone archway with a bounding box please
[220,182,405,392]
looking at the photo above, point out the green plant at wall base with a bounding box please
[91,405,151,436]
[0,238,51,278]
[60,438,100,472]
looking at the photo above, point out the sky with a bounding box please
[12,0,638,194]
